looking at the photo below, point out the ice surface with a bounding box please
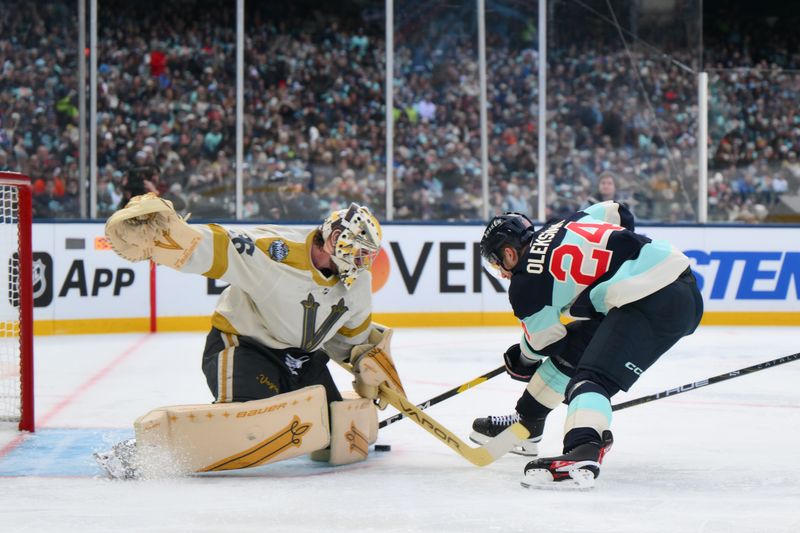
[1,327,799,533]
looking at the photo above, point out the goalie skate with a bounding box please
[520,430,613,490]
[470,413,542,456]
[94,439,140,480]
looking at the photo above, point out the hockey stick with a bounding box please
[377,383,529,467]
[379,366,505,428]
[336,359,526,467]
[612,351,800,411]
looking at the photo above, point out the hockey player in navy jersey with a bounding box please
[471,201,703,488]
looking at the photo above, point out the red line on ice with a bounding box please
[0,334,152,459]
[38,334,154,427]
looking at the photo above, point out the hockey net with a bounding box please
[0,172,34,431]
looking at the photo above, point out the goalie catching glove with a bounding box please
[105,193,203,269]
[350,325,405,409]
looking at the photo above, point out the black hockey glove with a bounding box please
[503,344,541,382]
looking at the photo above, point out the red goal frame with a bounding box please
[0,172,34,432]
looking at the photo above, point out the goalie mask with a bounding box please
[321,203,382,289]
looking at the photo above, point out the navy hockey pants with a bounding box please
[201,327,343,404]
[561,267,704,395]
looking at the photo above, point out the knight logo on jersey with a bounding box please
[268,240,289,262]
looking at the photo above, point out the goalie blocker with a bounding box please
[349,324,405,409]
[131,385,378,477]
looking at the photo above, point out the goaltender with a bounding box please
[95,193,404,478]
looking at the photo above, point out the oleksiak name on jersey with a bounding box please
[508,201,689,362]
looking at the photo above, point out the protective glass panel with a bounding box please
[392,0,481,221]
[485,0,540,220]
[547,0,702,223]
[0,1,81,218]
[707,69,800,223]
[243,2,386,222]
[89,0,236,220]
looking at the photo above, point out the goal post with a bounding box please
[0,172,34,432]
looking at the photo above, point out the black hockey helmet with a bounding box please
[480,212,535,268]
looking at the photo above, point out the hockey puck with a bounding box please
[374,444,392,452]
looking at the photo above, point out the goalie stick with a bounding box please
[379,366,505,428]
[377,383,530,467]
[612,351,800,411]
[337,360,527,467]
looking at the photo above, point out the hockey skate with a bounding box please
[470,413,543,456]
[520,430,613,490]
[94,439,140,480]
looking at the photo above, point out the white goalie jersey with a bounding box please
[178,223,374,362]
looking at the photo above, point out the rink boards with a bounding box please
[23,222,800,334]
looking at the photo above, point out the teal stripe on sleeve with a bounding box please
[521,306,562,340]
[589,240,673,313]
[580,201,620,225]
[581,203,607,221]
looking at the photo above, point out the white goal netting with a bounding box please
[0,183,24,425]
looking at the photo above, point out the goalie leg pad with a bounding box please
[310,393,378,465]
[134,385,330,476]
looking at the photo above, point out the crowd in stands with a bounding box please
[1,0,799,223]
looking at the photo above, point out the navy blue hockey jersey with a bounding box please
[509,201,690,361]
